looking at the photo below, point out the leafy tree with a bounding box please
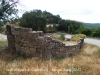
[19,10,46,32]
[66,20,84,34]
[57,19,68,32]
[43,11,61,24]
[0,0,19,26]
[80,27,92,36]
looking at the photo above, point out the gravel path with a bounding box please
[65,34,100,47]
[0,34,7,40]
[84,38,100,47]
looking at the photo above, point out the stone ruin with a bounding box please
[5,25,84,59]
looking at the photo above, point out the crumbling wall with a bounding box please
[6,25,84,59]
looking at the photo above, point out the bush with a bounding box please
[59,34,65,41]
[79,34,86,38]
[71,37,80,42]
[71,34,86,42]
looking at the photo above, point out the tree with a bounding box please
[19,10,46,32]
[57,19,68,32]
[0,0,19,25]
[43,11,61,24]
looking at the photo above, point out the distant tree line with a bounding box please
[19,10,61,32]
[19,9,100,38]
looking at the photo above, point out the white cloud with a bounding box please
[18,0,100,23]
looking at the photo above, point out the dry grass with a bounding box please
[0,42,100,75]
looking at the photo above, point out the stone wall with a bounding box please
[6,25,84,59]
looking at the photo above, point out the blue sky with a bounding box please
[18,0,100,23]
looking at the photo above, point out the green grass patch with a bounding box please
[0,41,8,48]
[0,26,6,33]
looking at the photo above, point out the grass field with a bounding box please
[0,40,100,75]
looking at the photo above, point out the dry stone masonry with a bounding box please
[6,25,84,59]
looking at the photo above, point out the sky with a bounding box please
[18,0,100,23]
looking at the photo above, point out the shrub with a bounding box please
[59,34,65,41]
[79,34,86,38]
[71,34,86,42]
[71,37,80,42]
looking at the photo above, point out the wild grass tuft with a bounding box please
[0,41,8,48]
[59,34,65,41]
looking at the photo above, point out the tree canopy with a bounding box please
[0,0,19,25]
[19,10,47,32]
[19,9,100,38]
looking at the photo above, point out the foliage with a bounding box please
[71,34,86,42]
[0,26,6,32]
[74,34,86,38]
[19,9,100,38]
[71,36,80,42]
[59,34,65,41]
[0,0,19,25]
[43,10,61,24]
[80,27,100,38]
[78,34,86,38]
[19,10,46,32]
[57,19,68,32]
[57,19,84,34]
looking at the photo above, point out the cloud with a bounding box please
[18,0,100,23]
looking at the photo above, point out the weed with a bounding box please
[79,34,86,38]
[71,37,80,42]
[59,34,65,41]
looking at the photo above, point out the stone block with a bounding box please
[15,35,21,40]
[20,28,31,34]
[36,48,41,53]
[15,45,20,52]
[28,38,35,43]
[59,48,66,53]
[56,42,62,47]
[43,42,50,47]
[20,32,28,39]
[7,34,15,39]
[30,48,36,53]
[15,31,20,35]
[28,42,36,47]
[37,31,43,36]
[50,42,55,47]
[28,32,37,38]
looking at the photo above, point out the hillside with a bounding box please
[84,23,100,27]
